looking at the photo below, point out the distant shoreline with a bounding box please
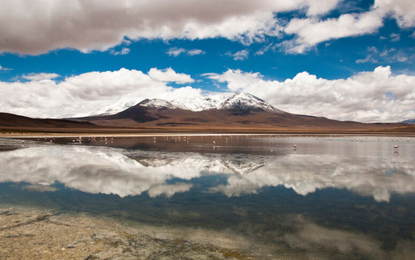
[2,111,414,138]
[1,131,414,138]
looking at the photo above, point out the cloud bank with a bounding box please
[1,0,414,55]
[0,68,201,118]
[0,0,344,55]
[206,66,415,123]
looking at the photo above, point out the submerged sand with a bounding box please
[0,205,263,260]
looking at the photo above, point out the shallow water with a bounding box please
[1,136,415,259]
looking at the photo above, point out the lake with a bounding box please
[0,135,414,259]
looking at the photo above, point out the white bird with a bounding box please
[394,145,399,149]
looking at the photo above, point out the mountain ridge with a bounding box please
[403,119,415,124]
[95,92,282,116]
[1,92,413,134]
[73,92,411,132]
[136,92,283,113]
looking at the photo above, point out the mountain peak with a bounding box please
[234,92,258,98]
[138,98,177,109]
[219,92,282,113]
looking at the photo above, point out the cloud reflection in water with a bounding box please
[0,142,414,202]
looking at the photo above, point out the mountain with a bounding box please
[172,92,282,113]
[130,92,282,113]
[0,112,96,130]
[218,92,282,113]
[168,92,282,113]
[139,99,177,110]
[92,92,280,115]
[170,94,230,111]
[136,92,284,113]
[403,119,415,124]
[2,92,413,134]
[75,92,411,132]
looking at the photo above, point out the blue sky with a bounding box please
[0,0,415,122]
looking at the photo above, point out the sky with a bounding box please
[0,0,415,123]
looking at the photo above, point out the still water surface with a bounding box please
[0,136,414,259]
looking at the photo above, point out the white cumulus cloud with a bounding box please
[0,68,201,118]
[374,0,415,28]
[205,66,415,123]
[283,11,384,53]
[22,73,60,81]
[148,68,194,84]
[280,0,415,53]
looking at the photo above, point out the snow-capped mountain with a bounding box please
[139,99,176,109]
[169,94,231,111]
[93,92,282,116]
[136,92,283,113]
[218,92,283,113]
[171,92,282,112]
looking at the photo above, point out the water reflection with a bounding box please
[0,145,195,198]
[0,138,415,259]
[0,140,414,202]
[214,154,415,202]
